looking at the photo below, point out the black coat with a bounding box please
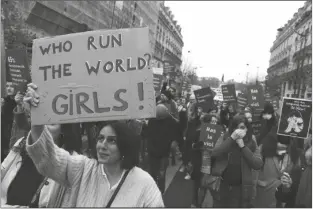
[145,117,180,158]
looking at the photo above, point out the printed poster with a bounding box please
[221,84,237,102]
[277,98,312,139]
[194,87,216,113]
[6,48,31,92]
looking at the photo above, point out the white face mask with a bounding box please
[262,113,272,120]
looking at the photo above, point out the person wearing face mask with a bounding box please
[23,83,164,207]
[1,81,17,161]
[209,115,263,207]
[253,134,302,208]
[275,137,312,208]
[257,102,277,146]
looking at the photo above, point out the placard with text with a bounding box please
[31,27,156,125]
[153,74,163,92]
[199,123,223,150]
[247,85,265,121]
[6,48,31,92]
[221,84,237,102]
[277,98,312,139]
[194,87,216,112]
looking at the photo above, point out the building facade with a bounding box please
[153,2,184,92]
[3,1,161,60]
[267,1,312,99]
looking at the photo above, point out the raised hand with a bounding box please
[23,83,40,108]
[14,91,24,106]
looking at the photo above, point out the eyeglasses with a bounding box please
[96,135,117,144]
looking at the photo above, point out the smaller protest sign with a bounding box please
[152,67,163,75]
[247,85,265,110]
[199,123,223,150]
[153,74,163,92]
[251,120,262,137]
[221,84,237,102]
[237,93,248,109]
[6,48,31,92]
[194,87,216,113]
[277,98,312,139]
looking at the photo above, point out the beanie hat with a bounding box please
[263,102,274,114]
[156,104,170,119]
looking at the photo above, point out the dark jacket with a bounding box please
[9,106,30,149]
[275,153,312,208]
[145,117,180,158]
[211,133,263,207]
[1,96,17,151]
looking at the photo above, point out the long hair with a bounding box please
[228,115,256,152]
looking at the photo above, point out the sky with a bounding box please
[165,1,306,83]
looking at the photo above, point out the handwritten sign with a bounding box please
[6,48,31,92]
[194,87,216,113]
[221,84,237,102]
[31,27,156,125]
[153,74,163,92]
[199,123,223,150]
[277,98,312,139]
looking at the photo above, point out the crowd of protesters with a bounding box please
[1,79,312,208]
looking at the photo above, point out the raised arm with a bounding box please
[26,125,86,187]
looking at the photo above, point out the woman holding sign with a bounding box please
[209,115,263,207]
[23,83,164,207]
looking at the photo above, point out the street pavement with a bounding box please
[163,158,194,207]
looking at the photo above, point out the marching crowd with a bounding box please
[1,79,312,208]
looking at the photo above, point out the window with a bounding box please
[307,93,312,99]
[287,94,290,97]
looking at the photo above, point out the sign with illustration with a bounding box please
[277,98,312,139]
[31,27,156,125]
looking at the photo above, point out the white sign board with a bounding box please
[31,27,156,125]
[152,67,163,75]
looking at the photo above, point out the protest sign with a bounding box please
[277,98,312,139]
[199,123,223,150]
[152,67,163,75]
[221,84,237,102]
[6,48,31,92]
[194,87,216,112]
[31,27,156,125]
[247,85,265,109]
[153,74,163,92]
[237,93,247,109]
[247,85,265,121]
[251,120,262,137]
